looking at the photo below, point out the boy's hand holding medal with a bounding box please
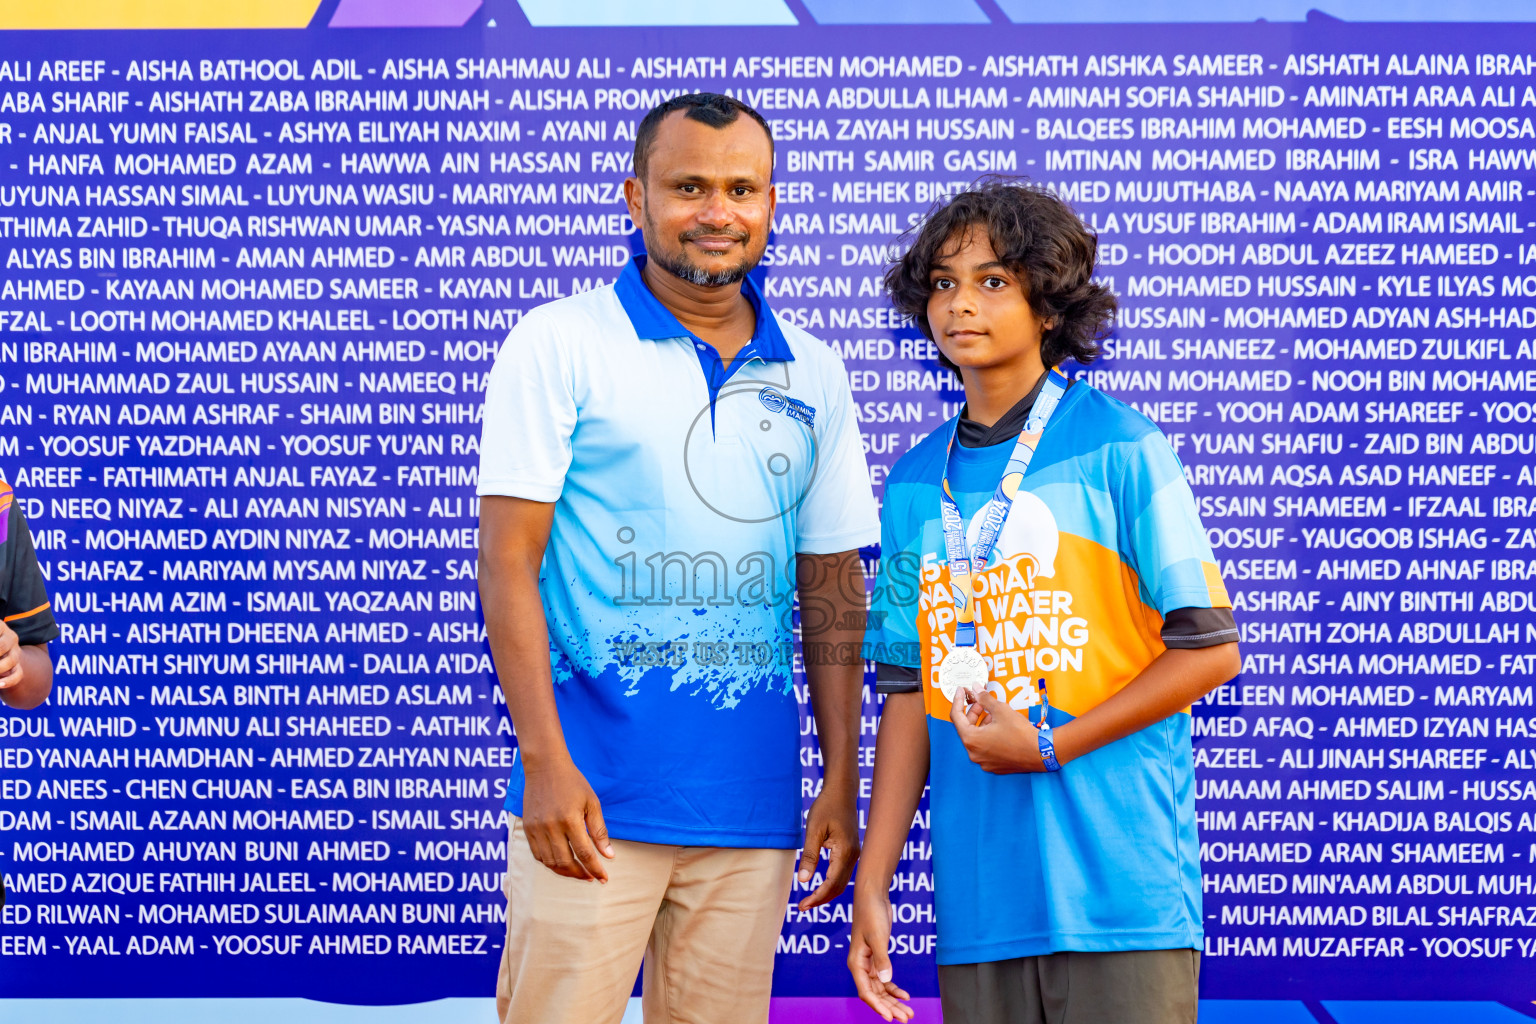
[948,685,1048,774]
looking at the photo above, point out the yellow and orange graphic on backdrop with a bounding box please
[1,1,320,29]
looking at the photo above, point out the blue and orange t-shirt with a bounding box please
[864,379,1235,965]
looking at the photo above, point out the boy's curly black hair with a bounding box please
[884,178,1117,369]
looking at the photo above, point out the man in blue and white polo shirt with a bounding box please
[478,93,878,1024]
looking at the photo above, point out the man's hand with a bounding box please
[520,757,615,882]
[848,886,913,1022]
[797,789,859,910]
[949,687,1045,774]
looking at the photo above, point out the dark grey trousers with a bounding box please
[939,949,1200,1024]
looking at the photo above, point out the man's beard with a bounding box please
[644,212,758,287]
[649,246,752,287]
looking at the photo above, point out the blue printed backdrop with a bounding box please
[0,3,1534,1021]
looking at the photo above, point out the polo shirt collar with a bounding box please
[614,254,793,362]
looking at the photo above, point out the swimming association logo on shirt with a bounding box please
[681,380,821,526]
[758,387,816,427]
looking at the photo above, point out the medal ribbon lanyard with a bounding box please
[940,368,1070,650]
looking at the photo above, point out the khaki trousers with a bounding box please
[496,816,796,1024]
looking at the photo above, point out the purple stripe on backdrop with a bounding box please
[771,997,944,1022]
[328,0,482,26]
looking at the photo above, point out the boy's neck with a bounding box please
[960,353,1049,428]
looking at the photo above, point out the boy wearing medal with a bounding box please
[851,181,1241,1024]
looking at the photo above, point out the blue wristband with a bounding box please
[1037,721,1061,772]
[1034,679,1061,772]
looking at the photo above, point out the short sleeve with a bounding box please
[792,349,879,554]
[862,490,923,672]
[1118,430,1232,616]
[1161,606,1238,649]
[3,499,59,646]
[477,308,579,502]
[476,308,577,503]
[874,662,921,695]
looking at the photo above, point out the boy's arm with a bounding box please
[1055,643,1238,763]
[795,549,865,910]
[849,691,928,1023]
[951,643,1239,773]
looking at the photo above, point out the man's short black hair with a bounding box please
[886,178,1117,369]
[632,92,774,183]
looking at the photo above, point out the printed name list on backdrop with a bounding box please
[0,5,1535,1014]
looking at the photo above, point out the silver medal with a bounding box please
[937,646,990,702]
